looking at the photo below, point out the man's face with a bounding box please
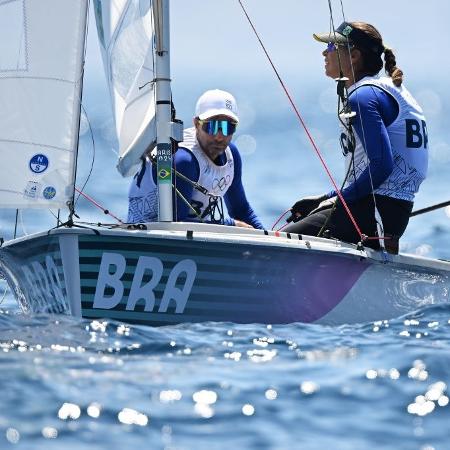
[194,115,236,161]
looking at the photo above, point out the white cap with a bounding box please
[195,89,239,123]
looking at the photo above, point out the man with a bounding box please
[127,89,263,229]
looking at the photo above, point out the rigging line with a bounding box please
[13,209,18,239]
[73,0,95,210]
[316,90,358,238]
[167,159,225,223]
[328,0,383,242]
[48,209,65,228]
[74,187,124,224]
[237,0,363,238]
[74,103,96,207]
[327,0,345,79]
[172,167,208,195]
[69,0,91,221]
[339,0,347,21]
[345,83,381,235]
[333,0,382,235]
[272,209,292,231]
[317,146,355,237]
[171,171,224,223]
[202,196,224,223]
[172,170,225,223]
[328,0,355,143]
[148,152,209,195]
[172,184,205,223]
[147,152,221,222]
[72,221,122,228]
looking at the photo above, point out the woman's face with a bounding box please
[322,43,356,80]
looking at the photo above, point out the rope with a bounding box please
[271,209,292,231]
[74,187,124,224]
[330,0,385,241]
[75,104,96,207]
[237,0,363,240]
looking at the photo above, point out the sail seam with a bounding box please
[0,0,29,72]
[0,139,73,153]
[0,0,20,6]
[0,75,78,84]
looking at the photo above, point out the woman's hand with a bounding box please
[309,196,337,215]
[287,194,329,222]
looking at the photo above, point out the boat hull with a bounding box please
[1,225,449,325]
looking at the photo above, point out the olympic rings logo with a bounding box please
[212,175,231,191]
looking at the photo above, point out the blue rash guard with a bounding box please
[149,143,263,229]
[328,85,399,202]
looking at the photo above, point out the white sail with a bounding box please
[0,0,88,209]
[94,0,157,177]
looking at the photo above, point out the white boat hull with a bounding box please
[1,223,449,325]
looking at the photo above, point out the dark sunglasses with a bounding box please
[199,119,237,136]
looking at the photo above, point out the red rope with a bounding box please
[237,0,363,240]
[75,187,124,224]
[271,208,292,231]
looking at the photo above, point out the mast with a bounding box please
[153,0,173,222]
[69,0,90,224]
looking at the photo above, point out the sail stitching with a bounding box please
[0,139,73,153]
[0,0,29,72]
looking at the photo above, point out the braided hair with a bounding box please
[350,22,404,86]
[383,47,403,87]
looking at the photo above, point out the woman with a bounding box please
[285,22,428,253]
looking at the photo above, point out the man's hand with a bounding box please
[287,194,328,222]
[234,220,254,229]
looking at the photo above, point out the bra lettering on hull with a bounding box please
[93,252,197,314]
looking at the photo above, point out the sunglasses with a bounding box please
[326,42,354,53]
[199,119,237,136]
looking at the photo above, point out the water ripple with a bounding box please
[0,304,450,448]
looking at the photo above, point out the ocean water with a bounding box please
[1,35,450,450]
[1,302,450,450]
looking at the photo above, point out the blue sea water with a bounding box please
[1,71,450,449]
[1,301,450,449]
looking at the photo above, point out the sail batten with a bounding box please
[0,0,89,209]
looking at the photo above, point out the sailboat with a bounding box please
[0,0,449,326]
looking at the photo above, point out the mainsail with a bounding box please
[0,0,88,209]
[94,0,157,177]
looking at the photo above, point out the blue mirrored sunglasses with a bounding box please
[327,42,338,52]
[199,119,237,136]
[327,42,353,53]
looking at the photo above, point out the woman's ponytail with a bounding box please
[384,47,403,87]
